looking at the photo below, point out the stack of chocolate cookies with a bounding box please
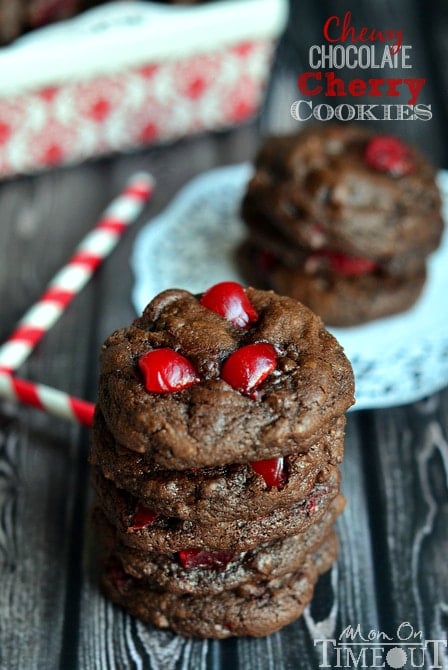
[90,282,354,638]
[240,124,444,327]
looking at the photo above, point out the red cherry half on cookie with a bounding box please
[138,348,199,393]
[251,456,288,489]
[364,136,414,176]
[221,342,277,395]
[178,549,235,570]
[200,281,258,328]
[306,250,378,277]
[128,503,158,531]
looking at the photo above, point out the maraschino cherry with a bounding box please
[178,549,235,570]
[128,503,158,530]
[138,347,199,393]
[364,136,414,176]
[306,250,378,277]
[200,281,258,328]
[221,342,277,395]
[250,456,288,489]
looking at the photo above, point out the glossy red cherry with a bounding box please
[364,136,414,176]
[178,549,235,570]
[306,250,378,277]
[251,456,288,489]
[200,281,258,328]
[128,503,158,531]
[138,348,199,393]
[221,342,277,395]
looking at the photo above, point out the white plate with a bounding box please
[131,164,448,410]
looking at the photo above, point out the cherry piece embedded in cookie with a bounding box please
[364,136,414,176]
[221,342,277,395]
[305,496,316,515]
[200,281,258,328]
[178,549,235,570]
[138,348,199,393]
[258,250,278,273]
[108,561,135,593]
[128,503,158,531]
[328,252,377,276]
[306,250,378,277]
[251,456,288,489]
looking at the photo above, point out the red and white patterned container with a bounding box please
[0,0,287,178]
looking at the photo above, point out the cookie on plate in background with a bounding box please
[240,124,444,327]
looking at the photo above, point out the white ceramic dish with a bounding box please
[0,0,288,94]
[0,1,287,177]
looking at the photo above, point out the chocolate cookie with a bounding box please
[242,124,443,260]
[99,533,338,638]
[240,124,443,327]
[94,494,344,595]
[264,259,427,328]
[97,286,354,469]
[90,409,345,522]
[92,464,341,552]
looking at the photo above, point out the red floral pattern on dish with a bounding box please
[0,39,274,178]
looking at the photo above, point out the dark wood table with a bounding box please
[1,3,448,667]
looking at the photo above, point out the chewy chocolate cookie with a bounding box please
[258,253,427,328]
[94,495,344,595]
[92,464,341,553]
[90,408,344,522]
[99,533,339,639]
[97,285,354,469]
[240,124,443,326]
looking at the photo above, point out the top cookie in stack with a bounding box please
[91,283,354,638]
[96,284,353,469]
[240,124,444,327]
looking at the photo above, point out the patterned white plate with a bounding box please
[131,164,448,410]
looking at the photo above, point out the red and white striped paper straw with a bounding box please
[0,370,95,428]
[0,172,155,374]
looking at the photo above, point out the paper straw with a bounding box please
[0,370,95,428]
[0,172,155,373]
